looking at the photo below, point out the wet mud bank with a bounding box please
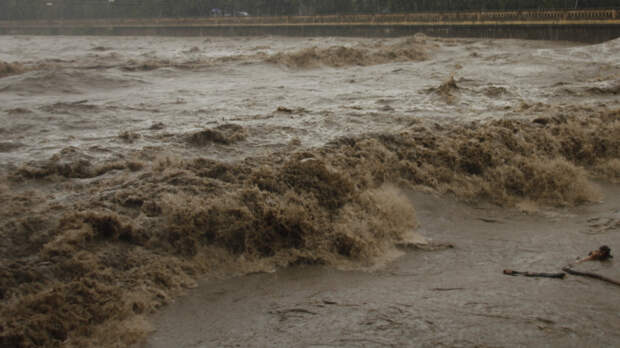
[145,185,620,348]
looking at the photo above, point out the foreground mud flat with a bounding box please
[0,35,619,347]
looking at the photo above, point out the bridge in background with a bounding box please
[1,8,619,42]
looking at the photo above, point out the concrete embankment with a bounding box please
[1,9,619,42]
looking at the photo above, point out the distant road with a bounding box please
[1,8,619,42]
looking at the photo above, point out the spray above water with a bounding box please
[266,37,430,68]
[186,124,248,146]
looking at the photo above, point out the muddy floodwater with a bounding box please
[0,34,619,347]
[147,186,620,348]
[1,35,618,164]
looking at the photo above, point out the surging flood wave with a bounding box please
[0,61,26,78]
[265,37,430,68]
[1,108,619,347]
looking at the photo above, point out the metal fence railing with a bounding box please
[0,8,618,27]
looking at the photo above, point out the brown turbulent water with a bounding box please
[0,34,619,347]
[146,186,620,348]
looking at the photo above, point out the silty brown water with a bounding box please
[0,34,619,347]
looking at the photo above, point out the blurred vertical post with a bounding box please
[44,1,54,21]
[108,0,116,18]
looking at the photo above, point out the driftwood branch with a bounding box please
[503,269,565,279]
[562,267,620,287]
[562,245,620,286]
[503,246,618,285]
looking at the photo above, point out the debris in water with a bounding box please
[503,269,566,279]
[438,73,458,94]
[6,108,32,115]
[149,122,166,130]
[564,245,618,286]
[0,60,26,78]
[91,46,111,51]
[276,106,293,113]
[119,130,141,143]
[396,241,454,251]
[483,86,509,97]
[0,142,24,152]
[575,245,613,264]
[562,267,620,287]
[187,124,248,145]
[425,73,460,103]
[503,246,616,284]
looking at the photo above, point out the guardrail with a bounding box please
[0,8,618,28]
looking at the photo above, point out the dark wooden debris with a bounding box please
[562,267,620,287]
[503,269,566,279]
[576,245,613,264]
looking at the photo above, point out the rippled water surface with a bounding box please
[2,35,618,165]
